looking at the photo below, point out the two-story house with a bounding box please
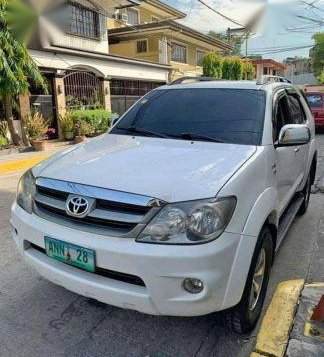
[107,0,232,82]
[22,0,171,133]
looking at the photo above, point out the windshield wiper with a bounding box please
[175,132,232,144]
[116,126,169,139]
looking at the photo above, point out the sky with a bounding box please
[164,0,324,61]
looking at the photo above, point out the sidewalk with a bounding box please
[0,140,72,174]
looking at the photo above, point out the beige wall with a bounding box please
[107,1,173,30]
[109,33,216,79]
[110,36,160,63]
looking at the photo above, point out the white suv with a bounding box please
[11,78,317,333]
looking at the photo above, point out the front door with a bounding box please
[286,90,310,187]
[273,91,300,215]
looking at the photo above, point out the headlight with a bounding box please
[16,170,36,213]
[137,196,236,244]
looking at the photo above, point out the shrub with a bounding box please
[25,112,49,140]
[202,52,223,78]
[70,109,112,134]
[0,121,9,138]
[222,57,243,80]
[0,135,9,148]
[222,57,234,80]
[73,118,93,137]
[58,112,74,133]
[242,60,255,80]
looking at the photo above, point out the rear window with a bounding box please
[306,93,323,108]
[111,88,266,145]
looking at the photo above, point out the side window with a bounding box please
[273,95,290,142]
[287,94,305,124]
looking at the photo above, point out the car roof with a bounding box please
[157,80,296,93]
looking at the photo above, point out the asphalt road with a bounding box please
[0,135,324,357]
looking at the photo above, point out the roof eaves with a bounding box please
[109,20,233,50]
[144,0,186,19]
[37,45,172,70]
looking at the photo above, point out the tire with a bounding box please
[224,226,273,333]
[297,172,311,216]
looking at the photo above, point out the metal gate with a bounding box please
[63,71,103,109]
[110,80,164,115]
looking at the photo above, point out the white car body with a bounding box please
[11,80,317,317]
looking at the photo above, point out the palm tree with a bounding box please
[0,0,46,146]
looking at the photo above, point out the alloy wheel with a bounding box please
[248,248,266,311]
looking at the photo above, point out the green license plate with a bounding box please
[44,237,96,273]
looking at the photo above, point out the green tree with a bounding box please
[310,32,324,83]
[0,0,46,145]
[317,69,324,85]
[242,60,255,80]
[202,52,223,78]
[310,32,324,76]
[208,31,243,56]
[222,57,234,80]
[222,57,244,80]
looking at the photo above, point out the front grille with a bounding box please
[33,178,162,237]
[30,243,146,287]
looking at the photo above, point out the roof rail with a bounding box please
[169,76,223,85]
[257,75,292,85]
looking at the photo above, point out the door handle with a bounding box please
[272,163,277,174]
[294,147,300,153]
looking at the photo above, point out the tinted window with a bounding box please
[111,89,266,145]
[273,95,290,141]
[306,93,323,108]
[287,95,305,124]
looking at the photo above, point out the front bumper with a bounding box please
[11,202,251,316]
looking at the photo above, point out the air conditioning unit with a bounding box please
[121,13,128,23]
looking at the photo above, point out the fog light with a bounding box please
[183,278,204,294]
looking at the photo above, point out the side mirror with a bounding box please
[277,124,310,147]
[110,114,120,128]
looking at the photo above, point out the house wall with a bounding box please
[109,33,215,79]
[107,0,173,29]
[109,36,160,63]
[39,0,109,54]
[30,50,169,83]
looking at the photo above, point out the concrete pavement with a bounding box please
[0,134,323,357]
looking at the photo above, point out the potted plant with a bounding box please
[25,112,49,151]
[58,112,74,140]
[73,118,92,144]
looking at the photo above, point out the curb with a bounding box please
[250,279,305,357]
[0,154,51,174]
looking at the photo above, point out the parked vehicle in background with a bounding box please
[306,92,324,130]
[11,76,317,334]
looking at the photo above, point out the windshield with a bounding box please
[111,88,266,145]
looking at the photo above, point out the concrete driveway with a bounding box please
[0,134,323,357]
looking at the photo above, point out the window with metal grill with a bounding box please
[171,43,187,63]
[127,8,139,25]
[196,50,206,66]
[69,3,99,38]
[137,40,148,53]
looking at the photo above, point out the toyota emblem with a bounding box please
[66,196,90,217]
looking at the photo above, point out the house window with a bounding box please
[171,43,187,63]
[69,3,99,38]
[127,8,139,25]
[151,16,159,22]
[137,40,148,53]
[263,67,268,75]
[196,50,206,66]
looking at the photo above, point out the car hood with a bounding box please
[33,134,256,202]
